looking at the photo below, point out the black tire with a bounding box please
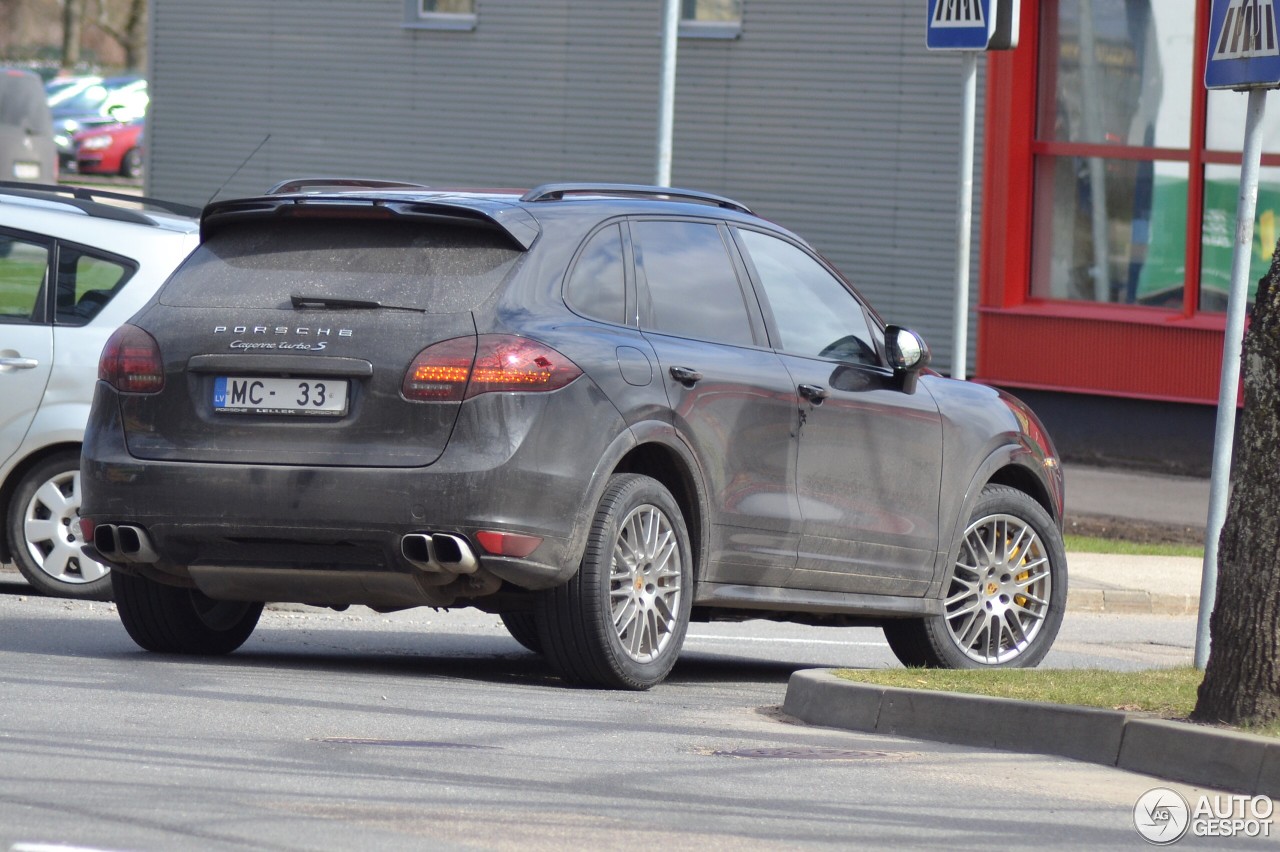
[884,484,1067,669]
[500,611,542,654]
[6,451,113,601]
[536,474,693,690]
[120,148,143,179]
[112,571,262,655]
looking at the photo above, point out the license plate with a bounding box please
[213,377,349,415]
[12,162,40,180]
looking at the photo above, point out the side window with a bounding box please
[55,246,135,326]
[0,233,50,324]
[635,220,755,347]
[565,224,627,325]
[737,229,879,367]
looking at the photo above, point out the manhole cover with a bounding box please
[314,738,500,750]
[713,747,897,761]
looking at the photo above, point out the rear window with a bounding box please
[160,219,523,312]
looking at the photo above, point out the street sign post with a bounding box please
[1196,0,1280,669]
[926,0,1019,51]
[926,0,1019,381]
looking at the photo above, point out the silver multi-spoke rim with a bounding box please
[945,513,1051,664]
[608,503,683,664]
[22,470,109,586]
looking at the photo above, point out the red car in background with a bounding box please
[74,120,143,178]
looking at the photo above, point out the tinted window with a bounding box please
[161,219,522,312]
[0,234,49,324]
[636,220,754,346]
[55,247,135,325]
[566,224,626,324]
[738,229,879,366]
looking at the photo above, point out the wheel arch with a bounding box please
[0,441,83,564]
[572,419,709,587]
[612,439,707,582]
[930,445,1064,598]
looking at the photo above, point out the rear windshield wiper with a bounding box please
[289,294,423,312]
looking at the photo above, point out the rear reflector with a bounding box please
[403,335,581,402]
[99,324,165,394]
[475,530,543,558]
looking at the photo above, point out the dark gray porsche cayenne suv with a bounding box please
[81,180,1067,689]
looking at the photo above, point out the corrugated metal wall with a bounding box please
[148,0,984,373]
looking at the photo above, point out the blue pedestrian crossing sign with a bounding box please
[1206,0,1280,89]
[926,0,1019,51]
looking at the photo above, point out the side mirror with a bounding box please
[884,325,931,394]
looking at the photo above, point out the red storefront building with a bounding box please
[977,0,1271,472]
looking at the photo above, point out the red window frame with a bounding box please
[977,0,1273,404]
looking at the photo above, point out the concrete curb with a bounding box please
[1067,589,1198,616]
[782,669,1280,797]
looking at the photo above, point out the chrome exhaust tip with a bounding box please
[116,525,159,563]
[91,523,158,563]
[400,532,478,574]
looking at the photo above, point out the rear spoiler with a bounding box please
[200,193,541,250]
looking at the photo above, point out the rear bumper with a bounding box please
[81,379,627,604]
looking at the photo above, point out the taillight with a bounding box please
[402,335,582,402]
[99,324,164,394]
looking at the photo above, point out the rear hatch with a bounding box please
[121,209,528,467]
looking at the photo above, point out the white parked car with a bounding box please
[0,181,198,599]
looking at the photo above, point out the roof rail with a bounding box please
[266,177,432,195]
[520,183,753,215]
[0,180,201,221]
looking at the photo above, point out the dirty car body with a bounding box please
[81,181,1068,689]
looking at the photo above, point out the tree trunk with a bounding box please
[61,0,84,71]
[1193,239,1280,727]
[123,0,145,71]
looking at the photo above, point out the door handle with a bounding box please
[0,356,40,370]
[798,383,830,403]
[669,366,703,388]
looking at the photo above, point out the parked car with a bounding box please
[45,75,103,106]
[51,76,147,172]
[81,180,1068,688]
[75,120,143,178]
[0,69,56,183]
[0,181,199,600]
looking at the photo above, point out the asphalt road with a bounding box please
[4,573,1257,851]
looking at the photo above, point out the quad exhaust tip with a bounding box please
[401,532,478,574]
[92,523,159,564]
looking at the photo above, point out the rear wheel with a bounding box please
[499,611,542,654]
[7,452,112,601]
[112,571,262,655]
[537,474,692,690]
[884,485,1067,669]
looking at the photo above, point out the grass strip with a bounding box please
[1063,535,1203,558]
[832,666,1280,737]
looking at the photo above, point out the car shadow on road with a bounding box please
[0,609,816,691]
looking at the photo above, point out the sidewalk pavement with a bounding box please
[782,463,1280,798]
[1061,462,1210,615]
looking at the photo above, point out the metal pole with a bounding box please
[1078,0,1112,301]
[656,0,680,187]
[1195,86,1269,670]
[950,50,977,381]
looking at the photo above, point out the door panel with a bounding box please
[733,226,943,596]
[0,232,53,468]
[646,333,801,586]
[781,356,942,596]
[632,218,800,587]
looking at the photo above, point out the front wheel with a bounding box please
[7,452,113,601]
[884,485,1067,669]
[112,571,262,655]
[537,474,693,690]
